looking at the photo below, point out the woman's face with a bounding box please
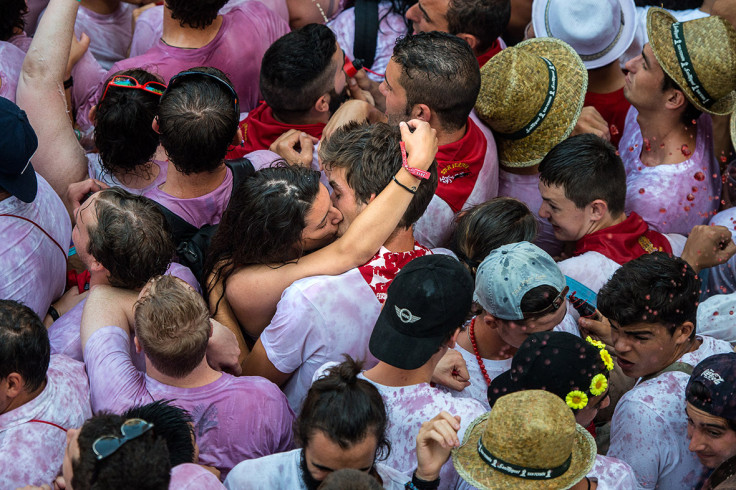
[300,184,343,252]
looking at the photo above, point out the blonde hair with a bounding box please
[134,275,211,378]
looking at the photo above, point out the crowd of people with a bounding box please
[2,0,736,488]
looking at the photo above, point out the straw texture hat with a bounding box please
[452,390,596,490]
[647,8,736,116]
[475,37,587,168]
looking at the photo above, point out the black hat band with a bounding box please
[670,22,714,107]
[477,436,572,480]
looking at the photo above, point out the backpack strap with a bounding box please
[226,158,255,196]
[354,0,380,69]
[640,361,694,384]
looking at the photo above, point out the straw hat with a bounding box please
[532,0,636,70]
[452,390,596,490]
[647,8,736,116]
[475,38,587,168]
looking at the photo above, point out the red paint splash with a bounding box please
[681,145,691,157]
[639,188,646,194]
[659,208,667,213]
[610,125,619,136]
[694,171,705,181]
[687,194,695,202]
[643,138,651,151]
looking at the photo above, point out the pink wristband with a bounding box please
[400,141,431,180]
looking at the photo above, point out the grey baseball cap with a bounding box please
[474,241,566,320]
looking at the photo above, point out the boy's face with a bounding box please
[610,320,691,379]
[687,402,736,469]
[538,181,592,242]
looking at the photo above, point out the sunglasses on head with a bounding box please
[166,70,240,115]
[100,75,167,103]
[92,418,154,461]
[521,285,569,320]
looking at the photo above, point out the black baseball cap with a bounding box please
[488,331,610,409]
[687,353,736,423]
[369,254,473,370]
[0,98,38,203]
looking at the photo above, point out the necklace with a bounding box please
[468,317,492,386]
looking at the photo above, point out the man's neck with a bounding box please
[456,317,516,361]
[272,108,328,126]
[645,336,702,379]
[432,118,467,147]
[80,0,121,15]
[700,0,715,13]
[160,163,228,198]
[585,212,628,236]
[634,107,697,166]
[587,62,626,94]
[1,379,47,415]
[161,7,223,49]
[146,356,222,388]
[382,227,417,253]
[363,361,436,387]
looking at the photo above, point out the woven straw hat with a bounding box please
[475,37,587,168]
[647,8,736,116]
[452,390,596,490]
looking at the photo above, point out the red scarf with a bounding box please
[476,38,503,68]
[226,102,325,159]
[574,212,672,265]
[358,242,432,303]
[434,118,487,213]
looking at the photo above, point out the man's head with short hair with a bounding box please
[157,67,239,175]
[165,0,228,29]
[297,357,390,490]
[598,252,699,379]
[320,121,438,236]
[67,413,171,490]
[72,188,175,289]
[473,241,569,348]
[134,275,211,379]
[0,300,49,413]
[123,400,196,467]
[405,0,510,55]
[260,24,347,122]
[380,32,480,132]
[538,134,626,242]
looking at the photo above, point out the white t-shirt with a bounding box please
[588,455,638,490]
[445,344,512,411]
[261,245,448,410]
[224,449,408,490]
[170,463,226,489]
[359,374,486,490]
[607,335,733,489]
[559,233,687,294]
[706,207,736,296]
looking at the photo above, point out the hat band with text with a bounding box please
[477,436,572,480]
[497,57,557,141]
[670,22,714,107]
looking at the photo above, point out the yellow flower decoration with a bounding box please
[566,390,588,410]
[600,349,614,371]
[590,374,608,396]
[585,336,605,350]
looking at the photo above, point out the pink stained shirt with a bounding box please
[0,41,26,103]
[84,326,294,478]
[0,355,92,489]
[75,3,136,70]
[413,111,500,248]
[130,0,289,58]
[170,463,226,489]
[619,106,721,235]
[81,1,289,131]
[0,173,72,319]
[86,153,169,194]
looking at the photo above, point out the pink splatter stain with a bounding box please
[639,188,646,194]
[713,311,720,316]
[684,205,690,212]
[722,155,729,164]
[692,186,698,192]
[643,138,651,151]
[681,145,691,157]
[659,208,667,214]
[691,119,698,125]
[694,171,705,181]
[610,125,619,136]
[628,146,634,152]
[687,193,695,202]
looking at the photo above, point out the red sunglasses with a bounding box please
[100,75,167,103]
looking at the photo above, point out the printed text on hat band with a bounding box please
[476,436,573,480]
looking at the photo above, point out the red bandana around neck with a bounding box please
[573,212,673,265]
[226,102,325,159]
[434,118,487,213]
[358,242,432,303]
[476,38,503,68]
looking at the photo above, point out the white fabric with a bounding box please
[445,344,511,411]
[607,335,733,489]
[86,153,168,195]
[359,374,486,490]
[558,233,686,294]
[706,207,736,296]
[224,449,409,490]
[588,454,638,490]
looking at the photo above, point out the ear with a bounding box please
[366,192,377,204]
[5,373,25,398]
[664,87,688,112]
[315,93,331,114]
[588,199,609,222]
[152,116,161,135]
[232,127,244,147]
[455,33,480,53]
[89,105,98,125]
[674,321,695,345]
[481,311,498,329]
[134,335,142,354]
[409,103,431,123]
[447,327,462,348]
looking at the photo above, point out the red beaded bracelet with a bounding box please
[400,141,431,180]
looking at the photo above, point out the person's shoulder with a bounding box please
[225,449,301,488]
[693,335,734,360]
[228,374,288,399]
[171,463,225,489]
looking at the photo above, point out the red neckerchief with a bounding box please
[226,102,325,159]
[358,242,432,303]
[67,269,91,294]
[583,88,630,148]
[434,118,487,213]
[574,212,673,265]
[476,38,503,68]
